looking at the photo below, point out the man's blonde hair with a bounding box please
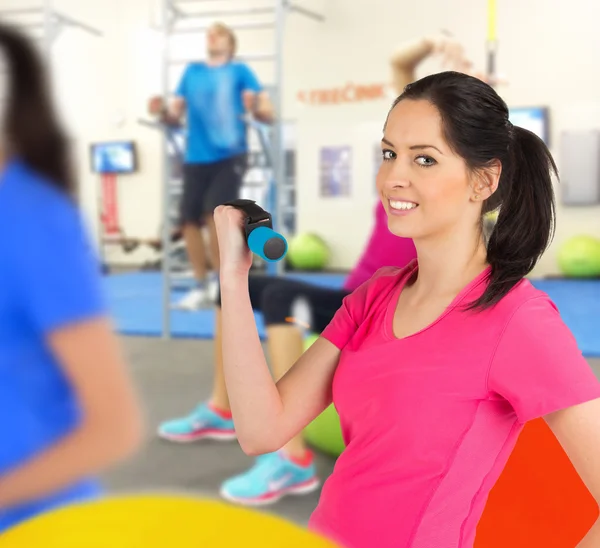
[211,22,237,58]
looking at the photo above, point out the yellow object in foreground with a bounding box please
[0,494,338,548]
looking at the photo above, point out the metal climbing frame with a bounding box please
[158,0,323,339]
[0,1,102,58]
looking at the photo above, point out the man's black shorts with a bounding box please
[180,154,247,225]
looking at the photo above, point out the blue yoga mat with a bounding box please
[104,272,600,357]
[104,271,346,341]
[530,279,599,357]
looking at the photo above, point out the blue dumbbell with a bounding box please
[223,199,287,262]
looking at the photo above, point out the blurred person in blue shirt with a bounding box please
[149,22,274,310]
[0,25,143,534]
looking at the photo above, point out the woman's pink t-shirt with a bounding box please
[343,202,417,292]
[309,261,600,548]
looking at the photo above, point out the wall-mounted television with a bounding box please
[508,106,550,146]
[91,141,138,174]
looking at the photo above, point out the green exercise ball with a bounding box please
[302,334,346,457]
[558,236,600,278]
[484,209,499,222]
[287,233,330,271]
[303,332,320,349]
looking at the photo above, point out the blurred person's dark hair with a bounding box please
[0,23,74,194]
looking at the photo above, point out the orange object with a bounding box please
[297,83,387,106]
[475,418,599,547]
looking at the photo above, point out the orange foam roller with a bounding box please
[475,418,599,547]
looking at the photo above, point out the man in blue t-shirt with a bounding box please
[149,22,273,310]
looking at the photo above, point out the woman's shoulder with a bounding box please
[347,261,416,311]
[491,277,564,332]
[367,261,417,289]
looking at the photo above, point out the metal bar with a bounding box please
[178,7,274,17]
[169,52,274,65]
[486,0,498,87]
[486,43,496,84]
[42,0,52,59]
[271,0,285,276]
[172,20,274,33]
[160,0,172,340]
[174,0,262,2]
[54,11,103,36]
[287,2,324,22]
[0,7,43,16]
[166,0,184,19]
[6,23,44,31]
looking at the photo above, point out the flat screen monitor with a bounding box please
[91,141,138,174]
[508,106,550,145]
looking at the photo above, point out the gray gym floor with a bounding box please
[101,337,335,527]
[102,336,600,527]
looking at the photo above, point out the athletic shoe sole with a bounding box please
[219,477,320,507]
[157,427,237,443]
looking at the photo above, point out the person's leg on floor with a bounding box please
[182,223,208,280]
[206,153,246,250]
[157,306,233,442]
[265,282,350,462]
[265,323,307,459]
[203,213,221,301]
[198,153,246,304]
[211,305,230,410]
[220,280,350,506]
[157,275,273,441]
[210,275,277,411]
[173,163,213,310]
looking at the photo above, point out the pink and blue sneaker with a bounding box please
[220,450,319,506]
[157,402,236,443]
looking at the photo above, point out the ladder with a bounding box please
[0,1,102,59]
[158,0,323,339]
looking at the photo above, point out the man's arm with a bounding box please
[254,91,275,124]
[239,62,274,125]
[390,37,435,93]
[390,35,471,94]
[166,96,186,125]
[242,90,275,125]
[148,96,185,126]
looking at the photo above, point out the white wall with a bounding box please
[40,0,327,265]
[48,0,165,264]
[293,0,600,276]
[17,0,600,274]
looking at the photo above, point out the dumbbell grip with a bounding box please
[225,198,269,224]
[223,199,287,262]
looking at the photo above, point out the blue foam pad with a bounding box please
[103,271,346,340]
[104,272,600,357]
[530,279,600,357]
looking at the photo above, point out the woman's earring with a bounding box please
[474,194,480,200]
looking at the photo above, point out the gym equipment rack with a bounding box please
[156,0,323,338]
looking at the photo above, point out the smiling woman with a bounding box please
[379,71,556,309]
[212,67,600,548]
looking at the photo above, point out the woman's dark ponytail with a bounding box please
[0,23,74,194]
[474,126,557,309]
